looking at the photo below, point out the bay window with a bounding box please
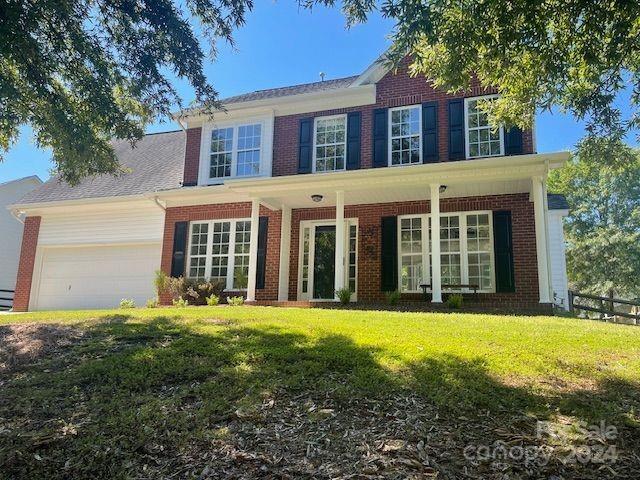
[465,95,504,159]
[187,219,252,290]
[389,105,421,166]
[398,211,495,293]
[313,115,346,172]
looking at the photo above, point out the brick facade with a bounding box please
[159,203,282,304]
[13,216,41,312]
[271,60,534,177]
[288,194,541,310]
[182,127,202,186]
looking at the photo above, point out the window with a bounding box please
[206,122,265,182]
[466,214,493,290]
[465,96,503,159]
[313,115,346,172]
[348,224,357,292]
[398,211,495,293]
[400,217,423,291]
[389,105,421,166]
[187,219,252,290]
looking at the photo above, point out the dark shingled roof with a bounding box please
[548,193,569,210]
[18,130,184,204]
[220,75,359,104]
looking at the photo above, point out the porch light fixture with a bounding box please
[439,185,447,194]
[311,194,323,203]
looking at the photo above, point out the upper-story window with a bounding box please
[313,115,346,172]
[199,115,273,185]
[389,105,421,166]
[465,95,504,159]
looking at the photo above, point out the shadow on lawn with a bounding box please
[0,314,639,479]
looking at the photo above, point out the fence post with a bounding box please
[568,290,574,314]
[608,288,614,315]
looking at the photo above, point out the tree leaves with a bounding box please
[0,0,253,184]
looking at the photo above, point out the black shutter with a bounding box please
[256,217,269,289]
[171,221,188,278]
[346,111,361,170]
[493,211,515,292]
[505,126,523,155]
[372,108,388,168]
[298,118,313,173]
[448,99,465,160]
[422,101,438,163]
[380,216,398,291]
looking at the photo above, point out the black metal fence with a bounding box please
[0,289,14,311]
[568,290,640,325]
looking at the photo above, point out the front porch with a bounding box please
[221,152,566,310]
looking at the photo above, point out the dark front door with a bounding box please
[313,226,336,299]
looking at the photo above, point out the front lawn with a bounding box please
[1,307,639,478]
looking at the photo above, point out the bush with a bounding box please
[167,277,225,305]
[445,293,463,309]
[145,298,159,308]
[206,294,219,306]
[154,270,170,298]
[172,297,189,308]
[119,298,135,309]
[226,296,244,306]
[385,290,401,306]
[336,287,352,305]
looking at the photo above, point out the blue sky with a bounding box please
[0,2,633,183]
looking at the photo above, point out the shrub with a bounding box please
[385,290,401,306]
[154,270,170,298]
[206,294,219,306]
[172,297,189,308]
[446,293,463,309]
[167,277,225,305]
[226,296,244,306]
[336,287,352,305]
[145,298,159,308]
[119,298,135,309]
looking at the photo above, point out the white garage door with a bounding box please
[34,244,161,310]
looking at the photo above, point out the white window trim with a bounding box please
[397,210,496,294]
[464,95,504,160]
[198,114,274,186]
[388,104,422,167]
[297,218,358,301]
[186,218,252,291]
[312,114,347,174]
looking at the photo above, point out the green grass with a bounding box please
[1,306,639,478]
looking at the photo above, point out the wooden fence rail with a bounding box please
[568,289,640,324]
[0,289,15,311]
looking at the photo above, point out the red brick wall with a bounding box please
[272,60,534,176]
[182,127,202,186]
[288,194,541,310]
[13,216,41,312]
[160,203,281,303]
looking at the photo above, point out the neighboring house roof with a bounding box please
[17,130,184,205]
[220,75,360,105]
[548,193,569,210]
[0,175,42,189]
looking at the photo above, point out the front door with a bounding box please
[312,226,336,299]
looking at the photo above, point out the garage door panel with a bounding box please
[35,244,161,310]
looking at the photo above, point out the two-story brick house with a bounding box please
[10,54,570,312]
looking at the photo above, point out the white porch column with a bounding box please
[278,205,292,301]
[430,184,442,303]
[334,190,345,299]
[532,176,551,303]
[246,198,260,302]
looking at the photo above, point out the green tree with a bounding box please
[0,0,252,184]
[325,0,640,145]
[547,139,640,297]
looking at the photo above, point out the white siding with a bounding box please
[548,211,569,310]
[0,177,42,290]
[38,202,164,246]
